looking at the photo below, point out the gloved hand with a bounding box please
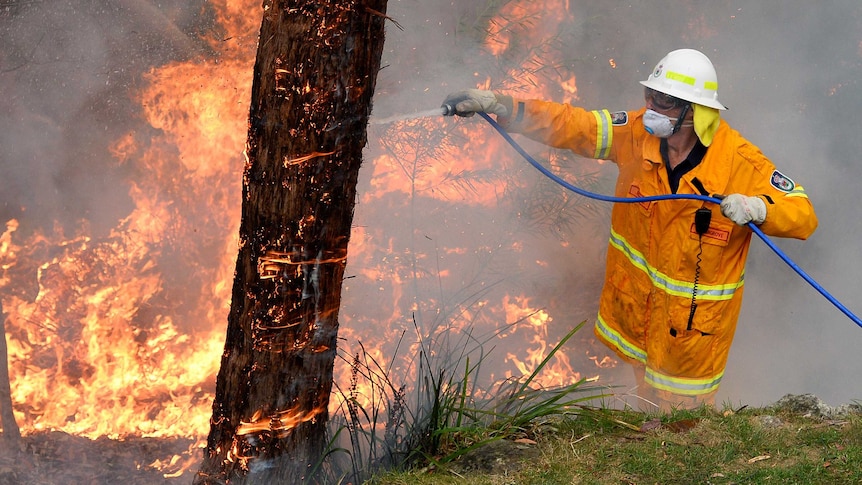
[442,89,511,117]
[720,194,767,225]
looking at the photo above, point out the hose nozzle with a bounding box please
[441,103,456,116]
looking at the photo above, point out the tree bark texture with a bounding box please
[195,1,387,483]
[0,301,20,443]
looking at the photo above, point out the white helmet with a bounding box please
[640,49,727,110]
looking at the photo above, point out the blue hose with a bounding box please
[476,111,862,329]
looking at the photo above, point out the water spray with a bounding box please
[369,104,460,125]
[370,106,450,125]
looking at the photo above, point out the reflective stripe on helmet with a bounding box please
[665,70,696,86]
[665,70,720,97]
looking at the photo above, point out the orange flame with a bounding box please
[0,3,624,476]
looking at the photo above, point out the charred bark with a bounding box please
[195,1,387,483]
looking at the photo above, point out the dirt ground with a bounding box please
[0,431,200,485]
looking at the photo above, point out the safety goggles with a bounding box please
[644,87,687,111]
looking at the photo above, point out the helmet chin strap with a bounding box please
[671,104,691,135]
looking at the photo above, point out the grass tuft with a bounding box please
[321,320,608,484]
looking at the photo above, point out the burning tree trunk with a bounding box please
[195,1,388,483]
[0,301,20,444]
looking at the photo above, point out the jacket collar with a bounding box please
[642,122,733,197]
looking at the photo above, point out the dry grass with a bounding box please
[368,402,862,484]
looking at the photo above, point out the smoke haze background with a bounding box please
[367,0,862,408]
[0,0,861,444]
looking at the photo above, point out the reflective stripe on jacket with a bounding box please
[500,100,818,396]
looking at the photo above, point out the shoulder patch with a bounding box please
[611,111,628,126]
[770,170,795,192]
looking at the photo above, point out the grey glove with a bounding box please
[720,194,767,225]
[442,89,511,117]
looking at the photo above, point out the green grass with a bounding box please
[366,405,862,484]
[326,318,862,485]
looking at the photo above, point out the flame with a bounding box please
[0,1,625,477]
[502,294,581,388]
[235,405,327,438]
[226,404,328,470]
[1,0,257,459]
[340,0,615,411]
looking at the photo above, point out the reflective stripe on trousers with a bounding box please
[595,316,723,396]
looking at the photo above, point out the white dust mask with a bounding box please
[642,109,676,138]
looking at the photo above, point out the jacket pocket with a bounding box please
[601,262,650,346]
[651,298,727,379]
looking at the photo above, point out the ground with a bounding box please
[0,394,855,484]
[0,431,199,485]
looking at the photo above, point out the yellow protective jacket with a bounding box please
[500,100,818,397]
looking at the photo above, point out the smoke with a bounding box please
[0,0,216,235]
[362,0,862,408]
[1,0,862,443]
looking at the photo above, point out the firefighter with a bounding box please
[443,48,818,411]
